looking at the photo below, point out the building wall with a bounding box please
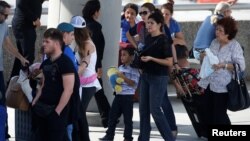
[3,20,250,84]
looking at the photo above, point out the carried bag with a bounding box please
[227,64,250,111]
[5,76,29,111]
[131,38,160,68]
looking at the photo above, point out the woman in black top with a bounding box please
[138,10,175,141]
[82,0,111,128]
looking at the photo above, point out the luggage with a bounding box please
[173,68,208,138]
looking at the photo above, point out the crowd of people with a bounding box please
[0,0,245,141]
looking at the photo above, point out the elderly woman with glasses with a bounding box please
[198,17,245,135]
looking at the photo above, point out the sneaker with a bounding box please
[99,135,113,141]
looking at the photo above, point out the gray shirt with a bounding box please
[198,39,245,93]
[0,22,9,71]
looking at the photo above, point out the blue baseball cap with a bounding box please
[57,22,74,32]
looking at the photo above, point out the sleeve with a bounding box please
[64,48,78,70]
[59,57,75,75]
[88,24,105,69]
[131,69,140,88]
[129,23,137,36]
[173,19,181,33]
[231,41,245,71]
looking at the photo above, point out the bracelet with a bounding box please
[225,63,228,70]
[82,60,88,67]
[173,62,178,65]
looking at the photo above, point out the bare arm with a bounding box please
[141,56,173,67]
[173,32,186,46]
[4,37,29,66]
[126,31,137,48]
[55,73,75,115]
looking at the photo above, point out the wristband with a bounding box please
[225,63,228,70]
[82,60,88,67]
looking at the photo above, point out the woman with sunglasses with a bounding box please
[126,2,155,49]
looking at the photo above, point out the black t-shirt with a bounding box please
[39,54,76,105]
[141,34,172,76]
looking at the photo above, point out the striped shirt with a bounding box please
[117,65,140,95]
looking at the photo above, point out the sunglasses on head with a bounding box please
[139,11,148,16]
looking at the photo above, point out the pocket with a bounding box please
[33,101,55,118]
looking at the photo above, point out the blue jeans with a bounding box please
[138,73,174,141]
[162,92,177,131]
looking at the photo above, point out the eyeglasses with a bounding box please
[0,12,8,19]
[139,11,148,16]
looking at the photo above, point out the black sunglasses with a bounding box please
[0,12,8,19]
[139,11,148,16]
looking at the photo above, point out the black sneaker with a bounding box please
[99,135,113,141]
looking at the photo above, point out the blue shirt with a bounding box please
[63,45,78,71]
[169,18,181,38]
[117,65,140,95]
[121,19,131,43]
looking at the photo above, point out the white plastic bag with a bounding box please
[199,48,219,78]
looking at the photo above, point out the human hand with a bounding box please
[117,72,125,79]
[213,63,225,71]
[97,68,102,78]
[33,18,41,27]
[141,56,153,62]
[21,58,29,68]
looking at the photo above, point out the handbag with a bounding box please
[131,38,160,68]
[5,76,29,111]
[227,64,250,111]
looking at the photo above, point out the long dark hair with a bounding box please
[148,9,165,32]
[82,0,100,20]
[74,28,90,58]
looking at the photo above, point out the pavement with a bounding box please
[6,82,250,141]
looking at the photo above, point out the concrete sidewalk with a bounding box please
[7,83,250,141]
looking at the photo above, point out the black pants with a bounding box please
[94,78,111,126]
[106,95,133,140]
[79,87,96,141]
[204,87,231,125]
[35,105,69,141]
[10,28,36,78]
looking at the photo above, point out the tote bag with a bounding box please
[227,64,250,111]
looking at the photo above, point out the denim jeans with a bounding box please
[106,95,133,140]
[162,92,177,131]
[138,73,174,141]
